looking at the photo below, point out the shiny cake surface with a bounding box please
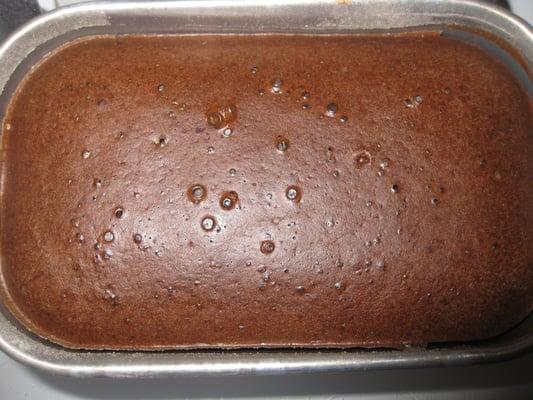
[1,33,531,349]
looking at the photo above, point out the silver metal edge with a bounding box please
[0,0,531,377]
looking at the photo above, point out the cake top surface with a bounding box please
[1,33,531,349]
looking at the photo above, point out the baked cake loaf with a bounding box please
[1,33,531,349]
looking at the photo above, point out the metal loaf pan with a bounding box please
[0,0,531,377]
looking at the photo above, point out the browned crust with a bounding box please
[1,33,531,350]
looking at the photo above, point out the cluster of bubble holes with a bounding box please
[90,228,116,267]
[253,67,350,123]
[75,66,444,302]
